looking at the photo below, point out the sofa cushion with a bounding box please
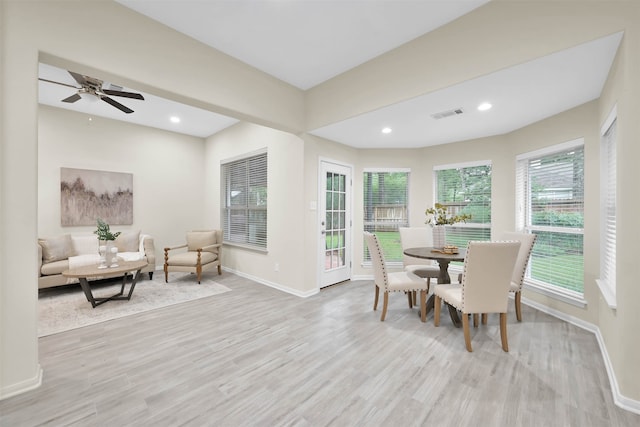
[115,230,140,252]
[186,231,217,254]
[40,259,70,276]
[72,235,99,256]
[168,251,217,266]
[38,234,73,264]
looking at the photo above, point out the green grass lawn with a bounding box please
[366,231,403,261]
[530,254,584,292]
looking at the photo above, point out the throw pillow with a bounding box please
[186,231,217,253]
[38,234,73,264]
[115,230,140,252]
[71,234,99,255]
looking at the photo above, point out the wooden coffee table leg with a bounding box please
[78,277,97,308]
[124,270,142,300]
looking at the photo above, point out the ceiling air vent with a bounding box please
[431,108,464,120]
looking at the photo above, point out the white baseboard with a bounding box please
[0,364,43,401]
[221,267,319,298]
[522,296,640,415]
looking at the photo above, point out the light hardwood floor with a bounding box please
[2,272,639,426]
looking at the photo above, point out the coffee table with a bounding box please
[62,260,147,308]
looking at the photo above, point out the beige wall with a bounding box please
[597,17,640,400]
[204,122,308,295]
[2,0,640,408]
[38,106,207,263]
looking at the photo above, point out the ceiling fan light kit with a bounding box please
[39,70,144,114]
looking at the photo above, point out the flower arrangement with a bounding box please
[94,218,121,241]
[425,203,472,226]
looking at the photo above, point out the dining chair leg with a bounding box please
[373,286,379,310]
[407,291,413,309]
[412,291,417,306]
[500,312,509,352]
[434,295,441,326]
[515,291,523,322]
[462,313,473,352]
[420,290,427,322]
[481,313,488,325]
[473,313,479,327]
[380,292,389,321]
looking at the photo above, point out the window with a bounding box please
[434,161,492,247]
[598,110,617,308]
[221,150,267,249]
[363,170,409,262]
[516,140,584,298]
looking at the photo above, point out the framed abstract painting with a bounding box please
[60,167,133,226]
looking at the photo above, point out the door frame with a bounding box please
[317,158,353,288]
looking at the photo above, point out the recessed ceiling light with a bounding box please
[477,102,492,111]
[382,127,392,134]
[170,116,181,123]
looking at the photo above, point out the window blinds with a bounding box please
[221,151,268,249]
[434,163,492,246]
[363,171,409,261]
[601,119,617,296]
[517,142,584,294]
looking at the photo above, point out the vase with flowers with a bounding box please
[94,218,121,268]
[425,203,472,248]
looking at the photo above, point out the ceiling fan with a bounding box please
[39,71,144,114]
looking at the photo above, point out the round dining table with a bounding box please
[403,246,466,327]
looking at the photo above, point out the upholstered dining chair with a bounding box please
[501,231,537,321]
[364,231,430,322]
[164,230,222,284]
[399,227,440,292]
[456,231,537,323]
[434,240,520,352]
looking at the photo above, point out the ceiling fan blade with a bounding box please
[102,89,145,100]
[68,71,87,86]
[61,93,81,103]
[101,96,134,114]
[38,78,79,90]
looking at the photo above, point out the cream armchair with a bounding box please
[164,230,222,284]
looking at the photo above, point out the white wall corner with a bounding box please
[0,365,43,401]
[221,267,319,298]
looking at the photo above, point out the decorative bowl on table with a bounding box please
[443,245,459,254]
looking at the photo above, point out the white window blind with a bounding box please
[221,151,268,249]
[434,162,492,246]
[516,141,584,295]
[599,118,617,306]
[363,170,409,262]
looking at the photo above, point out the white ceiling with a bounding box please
[38,1,623,148]
[310,32,623,148]
[38,63,239,138]
[115,0,490,90]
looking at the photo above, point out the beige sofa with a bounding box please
[37,231,156,289]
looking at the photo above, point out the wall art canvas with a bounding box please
[61,167,133,226]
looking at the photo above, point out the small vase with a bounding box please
[98,245,108,269]
[109,246,119,267]
[432,225,446,249]
[100,240,116,266]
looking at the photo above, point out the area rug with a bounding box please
[38,272,231,337]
